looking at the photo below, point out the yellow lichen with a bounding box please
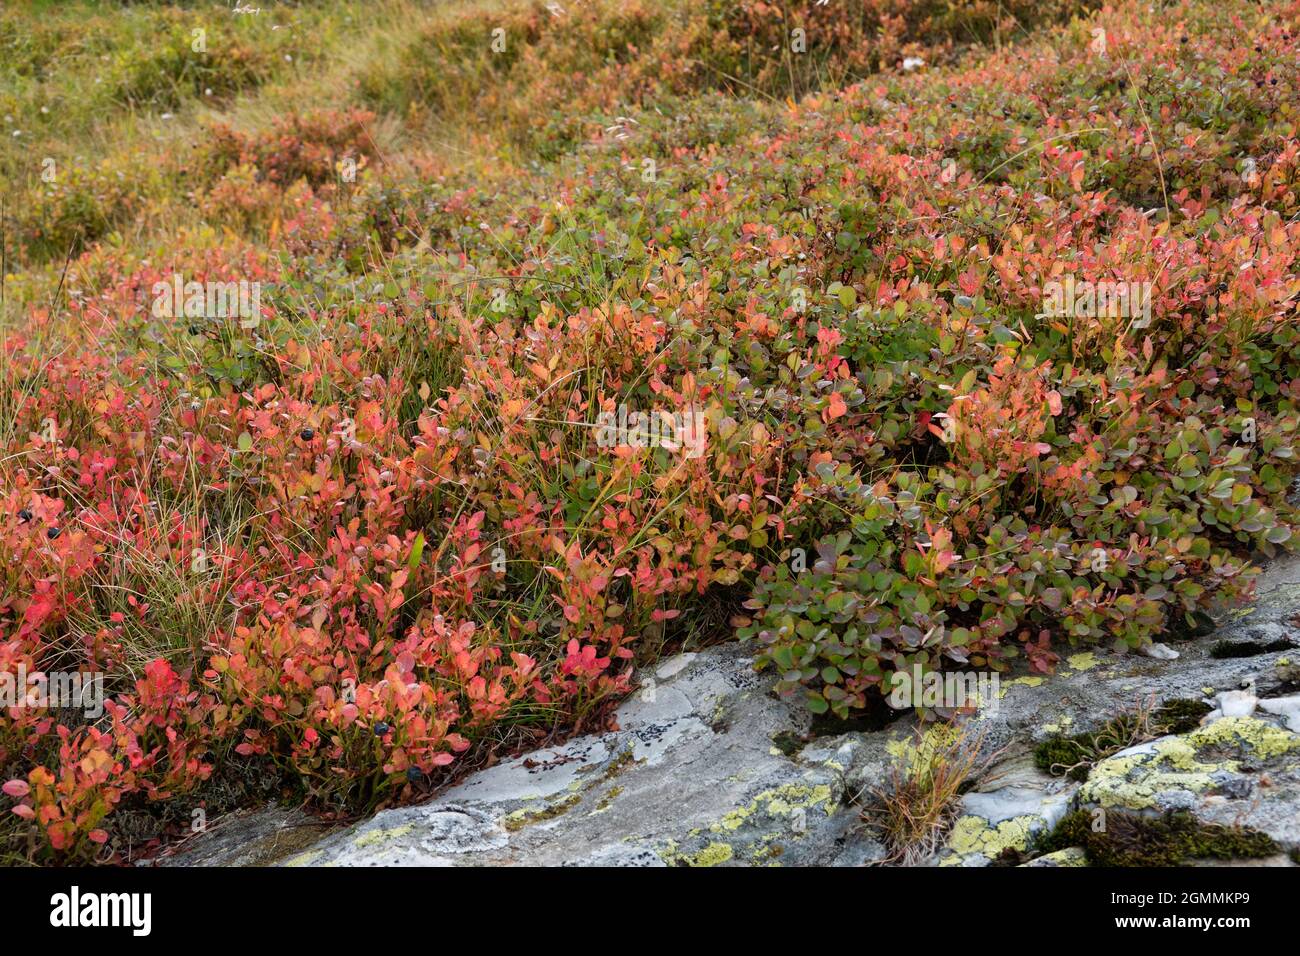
[886,723,961,766]
[1067,652,1100,672]
[1188,715,1299,759]
[1027,847,1088,867]
[353,823,414,849]
[503,792,581,831]
[659,840,734,867]
[1010,676,1045,688]
[942,814,1038,864]
[710,782,833,833]
[691,842,734,866]
[1079,716,1300,810]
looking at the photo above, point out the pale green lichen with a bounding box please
[1010,676,1045,688]
[601,746,637,782]
[659,840,734,867]
[283,850,323,868]
[691,842,734,866]
[1081,742,1223,809]
[1043,715,1074,732]
[886,723,962,766]
[1079,716,1300,810]
[1067,652,1100,672]
[503,792,581,831]
[353,823,414,849]
[749,832,784,863]
[1025,846,1088,867]
[1189,715,1299,759]
[710,782,834,833]
[941,814,1039,865]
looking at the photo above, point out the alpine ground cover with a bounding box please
[0,0,1297,863]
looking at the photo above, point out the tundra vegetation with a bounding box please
[0,0,1297,863]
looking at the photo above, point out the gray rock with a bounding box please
[149,806,327,867]
[1070,712,1300,852]
[277,644,887,867]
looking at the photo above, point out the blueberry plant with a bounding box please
[0,0,1297,862]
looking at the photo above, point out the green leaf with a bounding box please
[407,531,426,577]
[1265,525,1292,545]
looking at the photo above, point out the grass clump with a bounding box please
[861,724,994,865]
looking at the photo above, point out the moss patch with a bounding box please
[1209,637,1296,659]
[1034,698,1213,781]
[771,731,804,758]
[1039,809,1277,866]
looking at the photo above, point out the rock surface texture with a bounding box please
[159,554,1300,867]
